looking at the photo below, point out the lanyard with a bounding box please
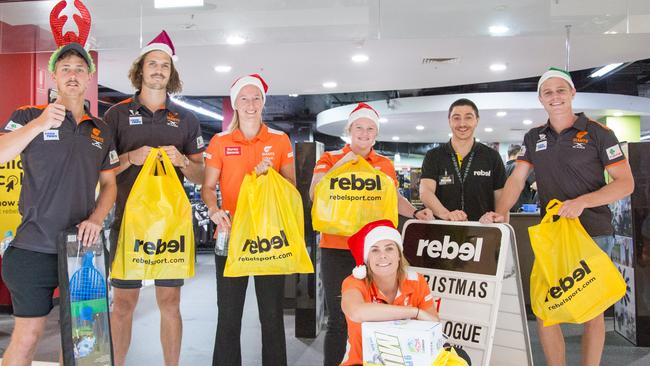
[449,146,475,211]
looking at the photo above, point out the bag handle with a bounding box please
[540,198,563,224]
[141,147,161,176]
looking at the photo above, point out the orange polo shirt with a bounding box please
[313,145,398,250]
[340,271,435,366]
[204,124,294,217]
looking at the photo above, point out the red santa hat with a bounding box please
[230,74,268,109]
[345,102,380,134]
[347,220,403,279]
[140,30,177,61]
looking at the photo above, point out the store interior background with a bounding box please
[1,0,650,365]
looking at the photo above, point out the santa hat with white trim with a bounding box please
[140,30,177,61]
[537,67,574,93]
[345,102,380,134]
[230,74,269,109]
[347,219,403,279]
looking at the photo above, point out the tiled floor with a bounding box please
[0,253,649,365]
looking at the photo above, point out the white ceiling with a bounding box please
[2,0,650,96]
[316,92,650,143]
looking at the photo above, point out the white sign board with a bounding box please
[402,220,533,366]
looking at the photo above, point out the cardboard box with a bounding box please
[362,320,446,366]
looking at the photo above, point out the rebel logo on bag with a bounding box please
[545,259,593,302]
[242,230,289,254]
[329,174,382,191]
[133,235,186,255]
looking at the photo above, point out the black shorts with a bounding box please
[108,229,183,289]
[2,246,59,317]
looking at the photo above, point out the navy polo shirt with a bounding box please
[421,141,506,221]
[517,113,627,236]
[103,94,205,226]
[1,105,119,254]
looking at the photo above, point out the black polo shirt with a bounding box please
[421,141,506,221]
[1,105,119,254]
[103,94,205,227]
[517,113,626,236]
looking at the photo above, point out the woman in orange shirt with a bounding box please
[202,74,295,366]
[340,220,439,366]
[308,103,434,365]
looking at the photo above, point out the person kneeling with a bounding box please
[339,220,439,366]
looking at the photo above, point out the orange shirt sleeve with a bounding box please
[204,135,222,170]
[415,274,435,309]
[280,133,294,168]
[341,275,368,297]
[313,151,334,174]
[376,157,399,186]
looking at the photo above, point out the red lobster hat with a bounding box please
[48,0,95,73]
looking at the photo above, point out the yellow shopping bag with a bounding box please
[432,347,469,366]
[224,168,314,277]
[528,199,625,326]
[312,158,398,236]
[112,148,194,280]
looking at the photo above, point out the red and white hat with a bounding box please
[347,220,403,279]
[345,102,380,134]
[230,74,268,109]
[140,30,177,61]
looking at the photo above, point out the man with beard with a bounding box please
[419,98,506,222]
[104,31,205,366]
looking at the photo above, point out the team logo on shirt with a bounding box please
[129,109,143,125]
[90,128,104,149]
[573,131,589,144]
[606,144,623,160]
[197,136,204,149]
[473,170,491,177]
[517,145,526,157]
[262,145,275,158]
[538,133,546,141]
[4,121,23,131]
[167,112,180,128]
[225,146,241,156]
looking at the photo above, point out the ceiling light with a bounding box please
[322,81,337,89]
[351,54,369,63]
[613,111,624,117]
[379,117,388,123]
[475,138,481,142]
[213,65,232,73]
[226,34,246,45]
[589,63,623,78]
[170,96,223,120]
[523,119,533,125]
[484,127,494,132]
[288,93,299,97]
[496,111,507,117]
[155,0,203,8]
[604,30,618,35]
[641,135,650,141]
[489,25,509,35]
[448,133,453,137]
[490,63,507,72]
[392,136,400,141]
[416,125,425,130]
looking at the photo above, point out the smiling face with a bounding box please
[234,84,264,126]
[141,50,172,91]
[538,77,576,116]
[53,53,90,98]
[348,117,378,151]
[448,105,478,142]
[367,239,401,278]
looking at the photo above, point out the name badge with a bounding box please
[43,129,59,141]
[439,175,454,186]
[129,116,143,125]
[536,140,547,152]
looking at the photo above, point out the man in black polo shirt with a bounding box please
[486,68,634,366]
[0,46,118,363]
[104,31,204,366]
[419,98,506,221]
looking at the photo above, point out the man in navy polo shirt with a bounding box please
[0,44,118,364]
[104,31,205,366]
[485,68,634,366]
